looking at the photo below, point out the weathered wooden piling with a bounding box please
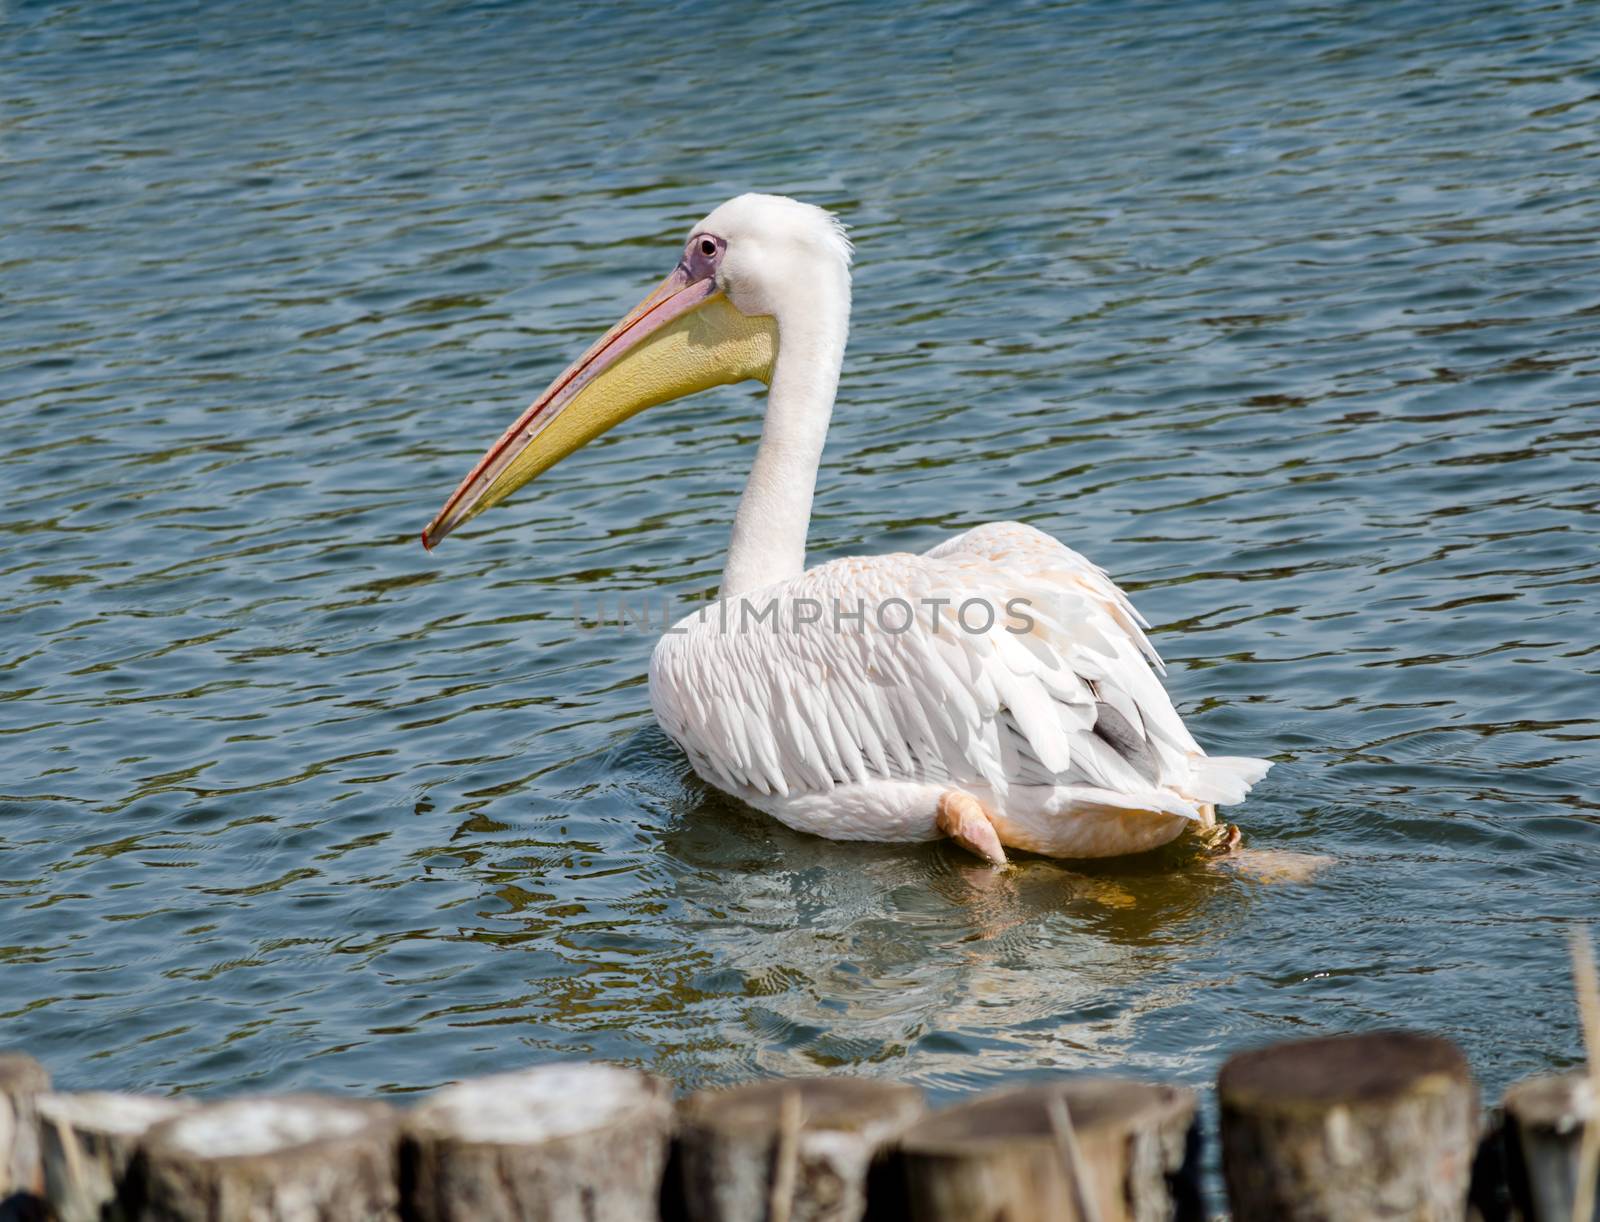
[401,1063,671,1222]
[1502,1071,1598,1221]
[36,1091,193,1222]
[893,1076,1200,1222]
[125,1094,399,1220]
[0,1052,50,1214]
[1218,1030,1478,1222]
[670,1077,924,1222]
[20,1030,1600,1221]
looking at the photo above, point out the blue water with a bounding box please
[2,0,1596,1128]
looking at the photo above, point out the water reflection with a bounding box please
[417,728,1274,1098]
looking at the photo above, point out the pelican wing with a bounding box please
[650,522,1262,814]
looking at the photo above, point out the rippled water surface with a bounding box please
[3,0,1597,1118]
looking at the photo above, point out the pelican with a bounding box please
[422,194,1270,863]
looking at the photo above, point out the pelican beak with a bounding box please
[421,260,777,549]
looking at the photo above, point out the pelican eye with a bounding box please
[698,237,717,257]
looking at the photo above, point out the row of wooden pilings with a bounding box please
[0,1030,1594,1222]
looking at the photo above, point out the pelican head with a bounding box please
[421,194,852,549]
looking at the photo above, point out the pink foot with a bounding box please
[936,791,1007,865]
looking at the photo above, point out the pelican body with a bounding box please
[423,195,1269,862]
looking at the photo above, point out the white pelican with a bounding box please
[422,194,1270,863]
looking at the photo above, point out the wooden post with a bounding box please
[1502,1071,1597,1221]
[401,1063,671,1222]
[894,1076,1201,1222]
[670,1077,925,1222]
[37,1092,193,1222]
[1218,1031,1478,1222]
[125,1094,398,1220]
[0,1052,50,1215]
